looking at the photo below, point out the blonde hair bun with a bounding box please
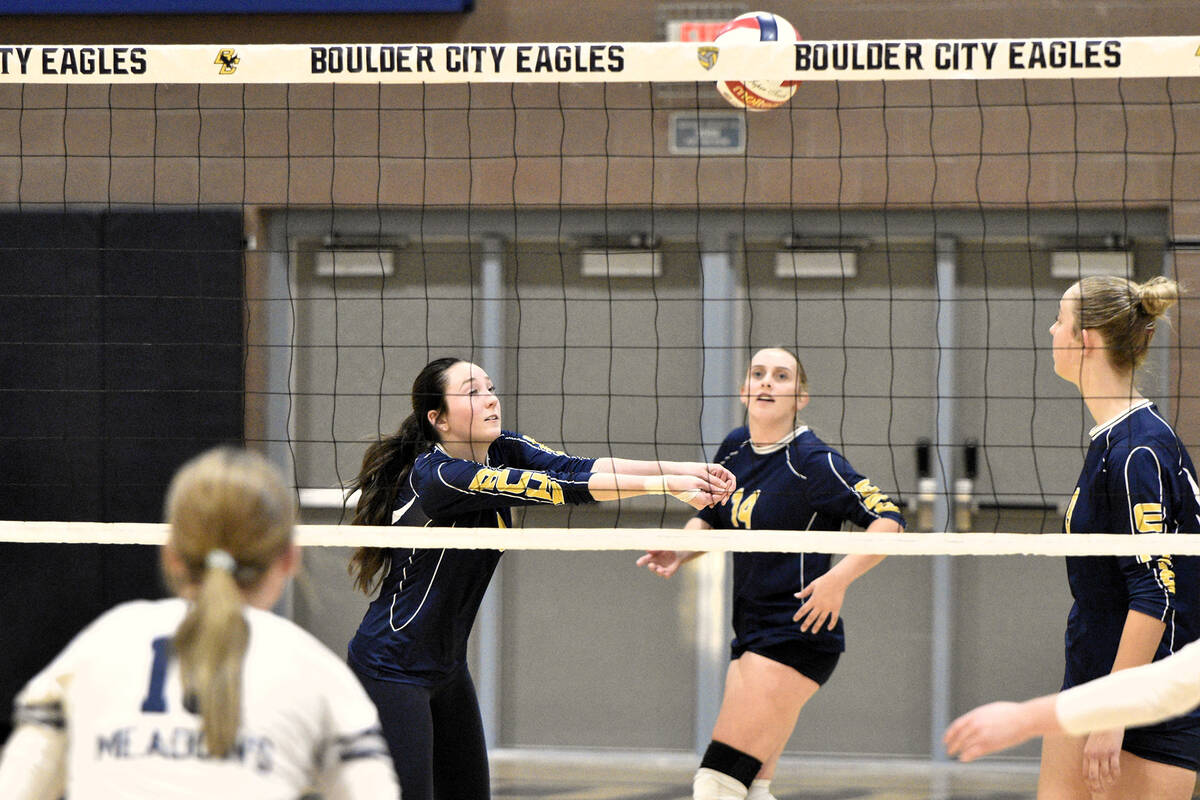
[1137,276,1181,318]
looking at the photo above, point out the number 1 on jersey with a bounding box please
[140,635,172,713]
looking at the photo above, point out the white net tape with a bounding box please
[3,37,1196,85]
[6,521,1200,557]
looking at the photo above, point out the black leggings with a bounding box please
[354,667,491,800]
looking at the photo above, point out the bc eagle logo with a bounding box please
[697,46,718,71]
[215,49,240,75]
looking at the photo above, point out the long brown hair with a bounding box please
[165,447,295,758]
[347,356,460,594]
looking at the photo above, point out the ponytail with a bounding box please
[348,356,460,594]
[163,448,294,760]
[174,554,249,757]
[348,414,429,593]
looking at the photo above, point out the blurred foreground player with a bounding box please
[0,447,399,800]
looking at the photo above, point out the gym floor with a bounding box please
[489,752,1044,799]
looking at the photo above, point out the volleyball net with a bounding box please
[1,36,1198,554]
[4,33,1200,763]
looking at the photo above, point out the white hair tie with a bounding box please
[205,548,237,573]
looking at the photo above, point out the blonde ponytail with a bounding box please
[164,448,295,758]
[174,556,250,757]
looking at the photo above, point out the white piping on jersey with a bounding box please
[1124,445,1172,625]
[826,452,881,519]
[1090,399,1152,440]
[750,425,810,455]
[391,494,417,524]
[800,511,818,589]
[1125,445,1165,536]
[784,445,807,481]
[390,544,446,632]
[435,461,476,495]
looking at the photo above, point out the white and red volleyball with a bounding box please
[714,11,800,111]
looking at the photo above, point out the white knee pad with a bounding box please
[746,778,776,800]
[693,767,750,800]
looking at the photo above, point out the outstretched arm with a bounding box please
[592,458,736,502]
[944,696,1062,763]
[946,629,1200,763]
[637,517,712,577]
[588,473,727,510]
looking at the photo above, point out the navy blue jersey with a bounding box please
[1062,401,1200,698]
[696,426,905,654]
[348,431,595,686]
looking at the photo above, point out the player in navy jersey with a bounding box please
[1028,275,1200,800]
[638,347,905,800]
[345,356,736,800]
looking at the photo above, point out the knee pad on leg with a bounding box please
[694,740,762,799]
[746,778,776,800]
[693,767,750,800]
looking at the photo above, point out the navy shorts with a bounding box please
[1121,724,1200,772]
[1063,660,1200,772]
[732,639,841,686]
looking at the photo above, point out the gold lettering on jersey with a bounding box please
[524,473,565,504]
[468,467,564,504]
[729,488,760,529]
[469,468,501,492]
[497,470,530,493]
[1134,502,1165,533]
[1064,487,1080,534]
[1157,556,1176,593]
[852,478,900,515]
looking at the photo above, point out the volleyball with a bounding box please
[714,11,800,111]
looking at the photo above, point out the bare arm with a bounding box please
[945,695,1062,762]
[637,516,711,577]
[1078,609,1166,793]
[591,458,735,500]
[588,473,724,510]
[792,516,902,631]
[947,615,1185,763]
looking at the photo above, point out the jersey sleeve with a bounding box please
[0,607,118,800]
[1056,636,1200,735]
[500,431,597,475]
[1113,444,1178,621]
[413,451,595,517]
[313,656,400,800]
[0,724,66,800]
[801,447,906,529]
[695,433,738,528]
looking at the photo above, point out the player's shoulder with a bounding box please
[88,597,187,639]
[1104,404,1181,460]
[49,598,187,669]
[721,425,751,449]
[496,429,568,456]
[787,426,836,461]
[412,443,457,484]
[245,607,362,686]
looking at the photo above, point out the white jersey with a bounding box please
[0,598,398,800]
[1056,636,1200,735]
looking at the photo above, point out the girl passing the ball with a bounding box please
[1018,276,1200,800]
[346,356,736,800]
[638,347,905,800]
